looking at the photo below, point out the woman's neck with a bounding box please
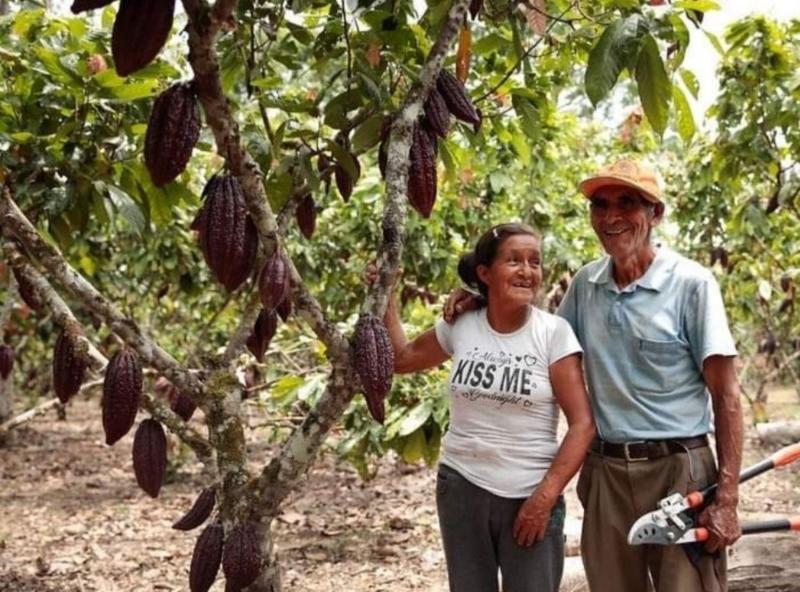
[485,301,530,333]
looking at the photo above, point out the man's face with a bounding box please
[589,186,662,260]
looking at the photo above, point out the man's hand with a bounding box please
[697,498,741,553]
[443,287,480,324]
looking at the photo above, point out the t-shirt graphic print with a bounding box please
[435,306,582,498]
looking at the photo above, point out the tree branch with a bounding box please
[181,0,350,365]
[247,0,474,517]
[0,188,206,405]
[1,239,215,465]
[366,0,472,317]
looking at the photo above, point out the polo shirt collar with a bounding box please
[588,246,676,292]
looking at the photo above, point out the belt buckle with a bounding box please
[624,441,649,462]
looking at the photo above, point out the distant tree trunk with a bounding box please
[0,373,14,446]
[0,1,9,16]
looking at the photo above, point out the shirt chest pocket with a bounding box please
[631,337,692,393]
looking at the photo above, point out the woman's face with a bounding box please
[477,234,542,306]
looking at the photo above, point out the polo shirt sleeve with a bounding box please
[434,318,455,356]
[548,316,583,366]
[685,272,738,368]
[557,278,579,333]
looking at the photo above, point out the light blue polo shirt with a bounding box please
[557,247,737,442]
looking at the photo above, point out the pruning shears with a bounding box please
[628,442,800,546]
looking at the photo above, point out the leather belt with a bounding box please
[591,435,709,462]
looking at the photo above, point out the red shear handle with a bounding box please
[770,442,800,468]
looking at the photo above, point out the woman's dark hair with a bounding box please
[457,222,539,299]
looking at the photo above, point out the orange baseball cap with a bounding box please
[579,158,663,204]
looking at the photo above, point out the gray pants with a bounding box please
[436,463,565,592]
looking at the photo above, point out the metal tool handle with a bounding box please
[693,442,800,508]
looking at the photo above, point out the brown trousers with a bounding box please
[576,445,726,592]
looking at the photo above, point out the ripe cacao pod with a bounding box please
[222,522,262,589]
[193,175,258,292]
[276,297,292,322]
[258,250,290,312]
[0,345,14,380]
[469,0,483,19]
[334,155,360,202]
[144,82,201,187]
[407,125,438,218]
[378,135,389,179]
[102,348,143,445]
[52,326,88,404]
[71,0,114,13]
[112,0,175,77]
[317,153,332,194]
[12,266,42,311]
[353,315,394,423]
[295,194,316,239]
[132,419,167,498]
[246,309,278,363]
[436,70,481,127]
[173,488,216,531]
[423,88,451,139]
[190,523,224,592]
[169,386,197,422]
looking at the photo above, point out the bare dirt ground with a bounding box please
[1,389,800,592]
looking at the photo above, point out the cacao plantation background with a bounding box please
[0,0,799,589]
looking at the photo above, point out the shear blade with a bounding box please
[628,512,678,545]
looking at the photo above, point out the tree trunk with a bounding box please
[0,372,14,446]
[246,521,282,592]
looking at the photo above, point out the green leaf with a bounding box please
[265,171,294,211]
[400,429,427,464]
[397,400,433,437]
[111,80,160,101]
[351,113,385,153]
[672,83,695,144]
[270,375,305,401]
[107,185,146,234]
[673,0,720,11]
[13,9,44,37]
[679,69,699,99]
[584,15,649,105]
[704,30,725,56]
[510,127,531,166]
[438,138,457,181]
[473,33,512,56]
[635,34,671,136]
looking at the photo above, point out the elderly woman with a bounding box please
[371,222,595,592]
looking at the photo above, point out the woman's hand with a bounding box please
[513,489,558,546]
[365,262,400,289]
[443,287,481,324]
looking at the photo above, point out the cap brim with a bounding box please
[579,176,661,204]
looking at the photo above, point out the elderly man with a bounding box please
[557,158,742,592]
[445,158,743,592]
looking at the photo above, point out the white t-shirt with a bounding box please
[434,306,583,498]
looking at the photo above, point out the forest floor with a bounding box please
[1,388,800,592]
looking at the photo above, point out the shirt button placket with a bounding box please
[608,297,623,332]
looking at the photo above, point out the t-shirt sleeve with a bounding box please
[435,318,455,356]
[686,272,738,367]
[547,316,583,366]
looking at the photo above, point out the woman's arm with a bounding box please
[383,291,450,373]
[513,353,595,546]
[367,264,450,373]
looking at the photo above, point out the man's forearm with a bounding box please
[711,383,743,503]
